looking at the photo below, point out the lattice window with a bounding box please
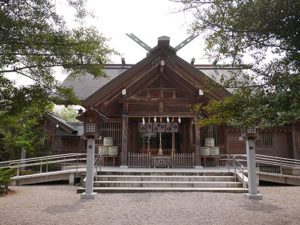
[85,123,96,133]
[256,133,273,147]
[200,125,218,146]
[99,122,122,145]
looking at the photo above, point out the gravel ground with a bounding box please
[0,185,300,225]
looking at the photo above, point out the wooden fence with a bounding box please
[172,153,194,168]
[128,153,151,168]
[128,153,194,168]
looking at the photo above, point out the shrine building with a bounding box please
[46,36,300,168]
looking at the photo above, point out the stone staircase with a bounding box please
[77,171,248,193]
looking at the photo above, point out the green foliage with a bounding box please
[180,0,300,128]
[0,0,116,108]
[0,168,17,195]
[0,105,50,159]
[0,1,116,159]
[55,106,79,122]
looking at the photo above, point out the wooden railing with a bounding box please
[172,153,194,168]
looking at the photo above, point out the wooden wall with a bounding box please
[225,128,295,158]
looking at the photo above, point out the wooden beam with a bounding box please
[119,98,201,104]
[127,112,195,117]
[166,63,222,100]
[94,63,159,107]
[127,71,161,97]
[161,72,197,99]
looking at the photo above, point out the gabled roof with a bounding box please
[45,112,83,136]
[61,37,246,105]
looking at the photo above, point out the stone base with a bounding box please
[80,192,96,199]
[245,193,263,200]
[120,165,128,169]
[194,166,204,169]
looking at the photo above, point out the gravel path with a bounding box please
[1,185,300,225]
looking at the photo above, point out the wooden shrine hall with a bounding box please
[60,36,300,168]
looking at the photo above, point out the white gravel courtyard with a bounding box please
[1,185,300,225]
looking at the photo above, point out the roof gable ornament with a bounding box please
[126,33,199,54]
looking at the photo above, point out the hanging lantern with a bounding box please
[239,128,259,141]
[76,107,107,139]
[85,119,97,137]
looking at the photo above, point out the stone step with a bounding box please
[97,171,233,176]
[77,187,248,193]
[93,180,242,188]
[95,175,236,182]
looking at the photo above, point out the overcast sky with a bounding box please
[10,0,211,86]
[57,0,209,66]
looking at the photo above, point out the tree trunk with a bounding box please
[5,182,8,194]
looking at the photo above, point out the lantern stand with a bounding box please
[239,128,263,200]
[77,107,107,200]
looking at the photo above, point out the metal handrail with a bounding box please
[234,154,300,170]
[0,153,87,176]
[1,153,83,164]
[94,153,103,176]
[232,155,247,188]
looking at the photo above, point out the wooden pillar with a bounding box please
[121,103,128,167]
[195,122,202,168]
[292,123,299,159]
[224,125,228,154]
[189,120,193,153]
[59,136,62,154]
[172,132,175,155]
[121,115,128,167]
[172,117,175,155]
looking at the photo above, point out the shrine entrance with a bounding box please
[138,132,181,155]
[136,116,181,156]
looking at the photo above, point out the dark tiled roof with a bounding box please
[61,66,130,101]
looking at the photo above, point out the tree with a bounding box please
[55,106,80,122]
[0,168,17,194]
[0,0,115,159]
[178,0,300,128]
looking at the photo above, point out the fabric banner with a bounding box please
[172,123,179,132]
[165,123,172,132]
[153,123,160,132]
[139,123,146,133]
[160,123,166,132]
[139,122,179,133]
